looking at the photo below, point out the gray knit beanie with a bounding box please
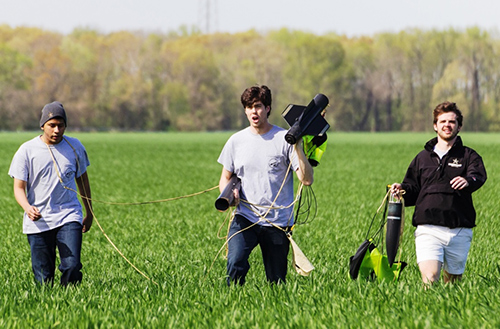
[40,101,67,127]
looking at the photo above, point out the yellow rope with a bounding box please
[46,138,218,286]
[78,186,219,206]
[47,136,303,284]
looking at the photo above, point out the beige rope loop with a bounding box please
[79,185,219,206]
[46,137,220,286]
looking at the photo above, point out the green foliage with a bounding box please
[1,132,499,327]
[1,26,500,131]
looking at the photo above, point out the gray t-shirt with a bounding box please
[218,125,299,227]
[9,136,90,234]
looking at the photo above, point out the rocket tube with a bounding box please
[385,201,402,267]
[215,175,241,212]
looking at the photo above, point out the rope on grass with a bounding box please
[46,138,218,286]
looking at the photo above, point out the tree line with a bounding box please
[1,24,499,132]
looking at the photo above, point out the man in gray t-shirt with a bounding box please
[218,85,314,285]
[9,101,93,286]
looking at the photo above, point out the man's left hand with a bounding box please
[450,176,469,190]
[82,215,93,233]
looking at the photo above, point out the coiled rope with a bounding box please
[205,154,311,280]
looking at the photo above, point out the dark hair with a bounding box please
[433,101,463,127]
[240,85,272,117]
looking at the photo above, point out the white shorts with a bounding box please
[414,224,473,275]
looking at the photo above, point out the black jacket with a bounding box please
[401,136,487,228]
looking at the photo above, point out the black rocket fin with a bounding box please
[282,104,306,127]
[303,115,330,136]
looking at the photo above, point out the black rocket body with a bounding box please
[215,175,241,212]
[386,200,403,267]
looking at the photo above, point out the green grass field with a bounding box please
[1,132,499,328]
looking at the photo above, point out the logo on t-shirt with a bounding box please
[268,156,283,171]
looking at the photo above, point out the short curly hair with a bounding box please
[433,101,463,127]
[240,85,272,117]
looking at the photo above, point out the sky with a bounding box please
[1,0,499,37]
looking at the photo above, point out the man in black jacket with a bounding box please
[391,101,486,285]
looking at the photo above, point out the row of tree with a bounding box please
[1,24,500,132]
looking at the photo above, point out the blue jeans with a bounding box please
[27,221,83,286]
[226,215,290,285]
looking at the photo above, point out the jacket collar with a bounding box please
[425,135,463,152]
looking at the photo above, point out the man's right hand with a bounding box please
[26,205,42,221]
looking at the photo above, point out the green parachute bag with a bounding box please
[349,186,407,282]
[350,239,406,282]
[303,134,327,167]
